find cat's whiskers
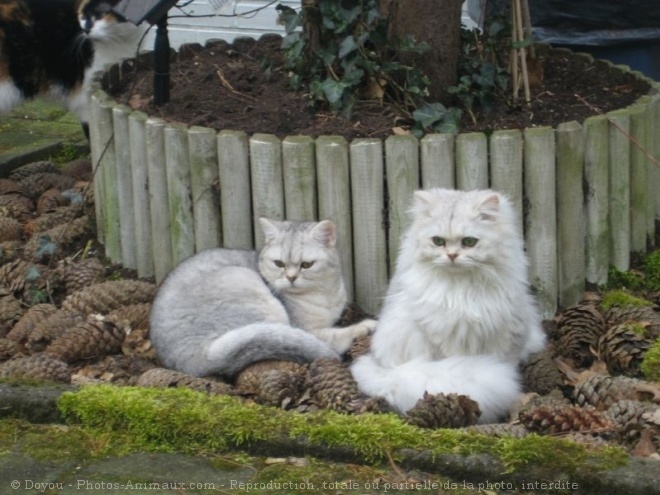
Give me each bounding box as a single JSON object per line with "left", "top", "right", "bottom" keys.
{"left": 67, "top": 33, "right": 91, "bottom": 62}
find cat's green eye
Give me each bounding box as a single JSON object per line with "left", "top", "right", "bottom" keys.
{"left": 462, "top": 237, "right": 479, "bottom": 247}
{"left": 274, "top": 260, "right": 285, "bottom": 268}
{"left": 300, "top": 261, "right": 315, "bottom": 269}
{"left": 431, "top": 236, "right": 445, "bottom": 247}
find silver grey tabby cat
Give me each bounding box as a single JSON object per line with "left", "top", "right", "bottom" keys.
{"left": 149, "top": 218, "right": 376, "bottom": 378}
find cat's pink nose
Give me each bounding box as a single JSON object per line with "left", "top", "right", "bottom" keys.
{"left": 287, "top": 274, "right": 298, "bottom": 283}
{"left": 448, "top": 253, "right": 458, "bottom": 261}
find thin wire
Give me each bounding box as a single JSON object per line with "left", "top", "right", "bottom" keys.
{"left": 171, "top": 0, "right": 278, "bottom": 19}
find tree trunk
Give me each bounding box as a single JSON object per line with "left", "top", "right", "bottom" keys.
{"left": 379, "top": 0, "right": 463, "bottom": 102}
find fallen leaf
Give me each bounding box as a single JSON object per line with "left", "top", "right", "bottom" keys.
{"left": 128, "top": 94, "right": 150, "bottom": 110}
{"left": 635, "top": 382, "right": 660, "bottom": 403}
{"left": 360, "top": 76, "right": 385, "bottom": 101}
{"left": 642, "top": 408, "right": 660, "bottom": 426}
{"left": 631, "top": 429, "right": 658, "bottom": 457}
{"left": 392, "top": 126, "right": 410, "bottom": 136}
{"left": 555, "top": 357, "right": 608, "bottom": 386}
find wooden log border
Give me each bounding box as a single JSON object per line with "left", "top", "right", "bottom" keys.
{"left": 89, "top": 44, "right": 660, "bottom": 316}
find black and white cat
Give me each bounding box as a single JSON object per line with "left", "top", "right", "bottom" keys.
{"left": 0, "top": 0, "right": 145, "bottom": 126}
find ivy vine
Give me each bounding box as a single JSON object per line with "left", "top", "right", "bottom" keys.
{"left": 276, "top": 1, "right": 512, "bottom": 136}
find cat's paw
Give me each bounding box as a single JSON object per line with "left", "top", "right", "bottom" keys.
{"left": 348, "top": 318, "right": 377, "bottom": 337}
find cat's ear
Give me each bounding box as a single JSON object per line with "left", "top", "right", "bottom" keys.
{"left": 478, "top": 194, "right": 500, "bottom": 221}
{"left": 259, "top": 217, "right": 282, "bottom": 243}
{"left": 311, "top": 220, "right": 337, "bottom": 247}
{"left": 412, "top": 190, "right": 436, "bottom": 215}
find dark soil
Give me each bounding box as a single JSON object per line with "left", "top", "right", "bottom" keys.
{"left": 110, "top": 34, "right": 651, "bottom": 140}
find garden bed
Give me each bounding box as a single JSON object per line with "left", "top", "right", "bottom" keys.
{"left": 109, "top": 34, "right": 651, "bottom": 140}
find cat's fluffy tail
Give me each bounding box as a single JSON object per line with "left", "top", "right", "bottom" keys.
{"left": 192, "top": 323, "right": 339, "bottom": 378}
{"left": 350, "top": 354, "right": 521, "bottom": 424}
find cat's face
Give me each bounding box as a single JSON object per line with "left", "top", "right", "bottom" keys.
{"left": 258, "top": 218, "right": 341, "bottom": 293}
{"left": 78, "top": 0, "right": 126, "bottom": 40}
{"left": 407, "top": 189, "right": 509, "bottom": 273}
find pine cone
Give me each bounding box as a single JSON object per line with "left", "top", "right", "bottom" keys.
{"left": 45, "top": 316, "right": 126, "bottom": 363}
{"left": 519, "top": 404, "right": 613, "bottom": 435}
{"left": 514, "top": 390, "right": 571, "bottom": 418}
{"left": 0, "top": 337, "right": 24, "bottom": 361}
{"left": 62, "top": 280, "right": 156, "bottom": 315}
{"left": 61, "top": 158, "right": 92, "bottom": 181}
{"left": 346, "top": 334, "right": 371, "bottom": 361}
{"left": 56, "top": 257, "right": 106, "bottom": 295}
{"left": 521, "top": 350, "right": 565, "bottom": 394}
{"left": 606, "top": 400, "right": 656, "bottom": 428}
{"left": 25, "top": 309, "right": 86, "bottom": 353}
{"left": 406, "top": 392, "right": 481, "bottom": 429}
{"left": 6, "top": 303, "right": 58, "bottom": 344}
{"left": 235, "top": 360, "right": 307, "bottom": 392}
{"left": 597, "top": 323, "right": 653, "bottom": 376}
{"left": 0, "top": 288, "right": 24, "bottom": 336}
{"left": 0, "top": 241, "right": 22, "bottom": 264}
{"left": 309, "top": 358, "right": 361, "bottom": 412}
{"left": 235, "top": 360, "right": 308, "bottom": 407}
{"left": 0, "top": 261, "right": 54, "bottom": 304}
{"left": 136, "top": 368, "right": 233, "bottom": 395}
{"left": 19, "top": 172, "right": 76, "bottom": 200}
{"left": 604, "top": 305, "right": 660, "bottom": 339}
{"left": 606, "top": 399, "right": 656, "bottom": 444}
{"left": 335, "top": 302, "right": 374, "bottom": 327}
{"left": 553, "top": 303, "right": 606, "bottom": 367}
{"left": 105, "top": 303, "right": 152, "bottom": 330}
{"left": 72, "top": 355, "right": 157, "bottom": 386}
{"left": 36, "top": 188, "right": 69, "bottom": 214}
{"left": 0, "top": 193, "right": 35, "bottom": 222}
{"left": 252, "top": 369, "right": 306, "bottom": 407}
{"left": 0, "top": 216, "right": 23, "bottom": 242}
{"left": 65, "top": 181, "right": 94, "bottom": 209}
{"left": 105, "top": 303, "right": 154, "bottom": 359}
{"left": 0, "top": 178, "right": 28, "bottom": 196}
{"left": 573, "top": 375, "right": 640, "bottom": 410}
{"left": 0, "top": 354, "right": 71, "bottom": 383}
{"left": 465, "top": 423, "right": 529, "bottom": 438}
{"left": 24, "top": 216, "right": 91, "bottom": 262}
{"left": 637, "top": 413, "right": 660, "bottom": 453}
{"left": 24, "top": 205, "right": 83, "bottom": 236}
{"left": 8, "top": 161, "right": 60, "bottom": 181}
{"left": 0, "top": 259, "right": 34, "bottom": 294}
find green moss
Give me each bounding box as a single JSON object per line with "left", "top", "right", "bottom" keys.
{"left": 51, "top": 143, "right": 85, "bottom": 164}
{"left": 0, "top": 377, "right": 63, "bottom": 387}
{"left": 58, "top": 385, "right": 627, "bottom": 476}
{"left": 599, "top": 290, "right": 654, "bottom": 311}
{"left": 494, "top": 434, "right": 627, "bottom": 473}
{"left": 0, "top": 419, "right": 120, "bottom": 461}
{"left": 643, "top": 250, "right": 660, "bottom": 291}
{"left": 641, "top": 339, "right": 660, "bottom": 382}
{"left": 606, "top": 266, "right": 644, "bottom": 291}
{"left": 606, "top": 249, "right": 660, "bottom": 292}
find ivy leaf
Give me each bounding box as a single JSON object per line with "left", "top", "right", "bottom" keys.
{"left": 339, "top": 5, "right": 362, "bottom": 25}
{"left": 275, "top": 5, "right": 300, "bottom": 34}
{"left": 342, "top": 67, "right": 364, "bottom": 87}
{"left": 338, "top": 35, "right": 358, "bottom": 58}
{"left": 488, "top": 20, "right": 506, "bottom": 37}
{"left": 511, "top": 36, "right": 533, "bottom": 49}
{"left": 435, "top": 108, "right": 462, "bottom": 134}
{"left": 412, "top": 102, "right": 447, "bottom": 128}
{"left": 321, "top": 78, "right": 347, "bottom": 104}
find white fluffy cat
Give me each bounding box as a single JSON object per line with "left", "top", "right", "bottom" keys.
{"left": 150, "top": 218, "right": 376, "bottom": 378}
{"left": 351, "top": 188, "right": 546, "bottom": 423}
